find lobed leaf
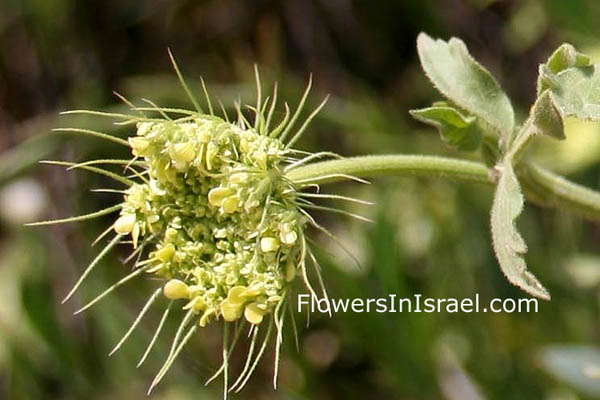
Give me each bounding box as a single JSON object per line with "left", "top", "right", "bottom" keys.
{"left": 490, "top": 160, "right": 550, "bottom": 300}
{"left": 548, "top": 64, "right": 600, "bottom": 122}
{"left": 409, "top": 105, "right": 482, "bottom": 151}
{"left": 416, "top": 33, "right": 515, "bottom": 139}
{"left": 537, "top": 43, "right": 592, "bottom": 95}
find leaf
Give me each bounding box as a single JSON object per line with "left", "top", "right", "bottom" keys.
{"left": 537, "top": 43, "right": 592, "bottom": 95}
{"left": 416, "top": 33, "right": 515, "bottom": 138}
{"left": 409, "top": 105, "right": 482, "bottom": 151}
{"left": 530, "top": 90, "right": 565, "bottom": 139}
{"left": 490, "top": 160, "right": 550, "bottom": 300}
{"left": 548, "top": 64, "right": 600, "bottom": 121}
{"left": 505, "top": 90, "right": 564, "bottom": 161}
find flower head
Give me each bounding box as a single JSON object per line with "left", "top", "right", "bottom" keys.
{"left": 31, "top": 56, "right": 363, "bottom": 397}
{"left": 119, "top": 114, "right": 303, "bottom": 330}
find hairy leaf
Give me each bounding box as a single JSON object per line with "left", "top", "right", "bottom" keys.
{"left": 416, "top": 33, "right": 515, "bottom": 138}
{"left": 531, "top": 90, "right": 565, "bottom": 139}
{"left": 548, "top": 64, "right": 600, "bottom": 121}
{"left": 537, "top": 43, "right": 592, "bottom": 95}
{"left": 490, "top": 161, "right": 550, "bottom": 300}
{"left": 506, "top": 90, "right": 564, "bottom": 161}
{"left": 409, "top": 105, "right": 482, "bottom": 151}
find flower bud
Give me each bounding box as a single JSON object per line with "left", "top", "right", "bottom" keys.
{"left": 128, "top": 137, "right": 150, "bottom": 156}
{"left": 163, "top": 279, "right": 189, "bottom": 299}
{"left": 183, "top": 296, "right": 205, "bottom": 311}
{"left": 222, "top": 196, "right": 239, "bottom": 214}
{"left": 171, "top": 142, "right": 196, "bottom": 163}
{"left": 285, "top": 258, "right": 296, "bottom": 282}
{"left": 221, "top": 301, "right": 243, "bottom": 321}
{"left": 280, "top": 230, "right": 298, "bottom": 245}
{"left": 114, "top": 213, "right": 136, "bottom": 234}
{"left": 229, "top": 172, "right": 248, "bottom": 184}
{"left": 208, "top": 187, "right": 233, "bottom": 207}
{"left": 136, "top": 122, "right": 153, "bottom": 137}
{"left": 132, "top": 222, "right": 140, "bottom": 248}
{"left": 155, "top": 243, "right": 175, "bottom": 262}
{"left": 244, "top": 302, "right": 266, "bottom": 325}
{"left": 227, "top": 286, "right": 247, "bottom": 304}
{"left": 260, "top": 237, "right": 280, "bottom": 252}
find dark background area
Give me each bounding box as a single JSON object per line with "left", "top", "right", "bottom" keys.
{"left": 1, "top": 0, "right": 600, "bottom": 399}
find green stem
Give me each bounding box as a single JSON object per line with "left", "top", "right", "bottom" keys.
{"left": 518, "top": 164, "right": 600, "bottom": 221}
{"left": 286, "top": 154, "right": 600, "bottom": 222}
{"left": 286, "top": 155, "right": 491, "bottom": 185}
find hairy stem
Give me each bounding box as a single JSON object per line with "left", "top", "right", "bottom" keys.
{"left": 286, "top": 155, "right": 600, "bottom": 222}
{"left": 518, "top": 164, "right": 600, "bottom": 221}
{"left": 286, "top": 155, "right": 491, "bottom": 185}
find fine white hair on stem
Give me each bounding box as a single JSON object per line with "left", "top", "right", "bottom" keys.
{"left": 141, "top": 98, "right": 172, "bottom": 120}
{"left": 269, "top": 102, "right": 290, "bottom": 138}
{"left": 74, "top": 264, "right": 151, "bottom": 314}
{"left": 168, "top": 48, "right": 202, "bottom": 113}
{"left": 273, "top": 296, "right": 287, "bottom": 389}
{"left": 300, "top": 208, "right": 362, "bottom": 270}
{"left": 229, "top": 324, "right": 260, "bottom": 392}
{"left": 254, "top": 64, "right": 262, "bottom": 131}
{"left": 109, "top": 288, "right": 162, "bottom": 356}
{"left": 137, "top": 301, "right": 173, "bottom": 368}
{"left": 90, "top": 188, "right": 127, "bottom": 194}
{"left": 232, "top": 319, "right": 273, "bottom": 393}
{"left": 284, "top": 151, "right": 342, "bottom": 172}
{"left": 306, "top": 246, "right": 331, "bottom": 317}
{"left": 148, "top": 323, "right": 198, "bottom": 394}
{"left": 265, "top": 81, "right": 278, "bottom": 133}
{"left": 293, "top": 173, "right": 371, "bottom": 186}
{"left": 148, "top": 308, "right": 196, "bottom": 393}
{"left": 25, "top": 204, "right": 122, "bottom": 227}
{"left": 221, "top": 323, "right": 230, "bottom": 398}
{"left": 66, "top": 159, "right": 146, "bottom": 171}
{"left": 286, "top": 95, "right": 330, "bottom": 149}
{"left": 205, "top": 321, "right": 245, "bottom": 386}
{"left": 62, "top": 234, "right": 123, "bottom": 304}
{"left": 52, "top": 127, "right": 130, "bottom": 146}
{"left": 92, "top": 224, "right": 115, "bottom": 247}
{"left": 113, "top": 91, "right": 145, "bottom": 117}
{"left": 287, "top": 300, "right": 300, "bottom": 352}
{"left": 131, "top": 106, "right": 197, "bottom": 116}
{"left": 200, "top": 76, "right": 214, "bottom": 116}
{"left": 298, "top": 200, "right": 374, "bottom": 223}
{"left": 40, "top": 160, "right": 135, "bottom": 186}
{"left": 298, "top": 192, "right": 374, "bottom": 206}
{"left": 278, "top": 75, "right": 312, "bottom": 142}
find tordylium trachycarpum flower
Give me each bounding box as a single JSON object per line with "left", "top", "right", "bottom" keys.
{"left": 31, "top": 53, "right": 369, "bottom": 396}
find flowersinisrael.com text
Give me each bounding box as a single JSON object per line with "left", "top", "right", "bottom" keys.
{"left": 297, "top": 293, "right": 538, "bottom": 314}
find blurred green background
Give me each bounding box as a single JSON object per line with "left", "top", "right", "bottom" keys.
{"left": 1, "top": 0, "right": 600, "bottom": 399}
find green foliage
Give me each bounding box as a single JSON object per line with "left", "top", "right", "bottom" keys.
{"left": 490, "top": 160, "right": 549, "bottom": 300}
{"left": 409, "top": 104, "right": 482, "bottom": 151}
{"left": 412, "top": 34, "right": 600, "bottom": 300}
{"left": 415, "top": 33, "right": 515, "bottom": 139}
{"left": 529, "top": 91, "right": 565, "bottom": 140}
{"left": 547, "top": 65, "right": 600, "bottom": 121}
{"left": 537, "top": 43, "right": 592, "bottom": 95}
